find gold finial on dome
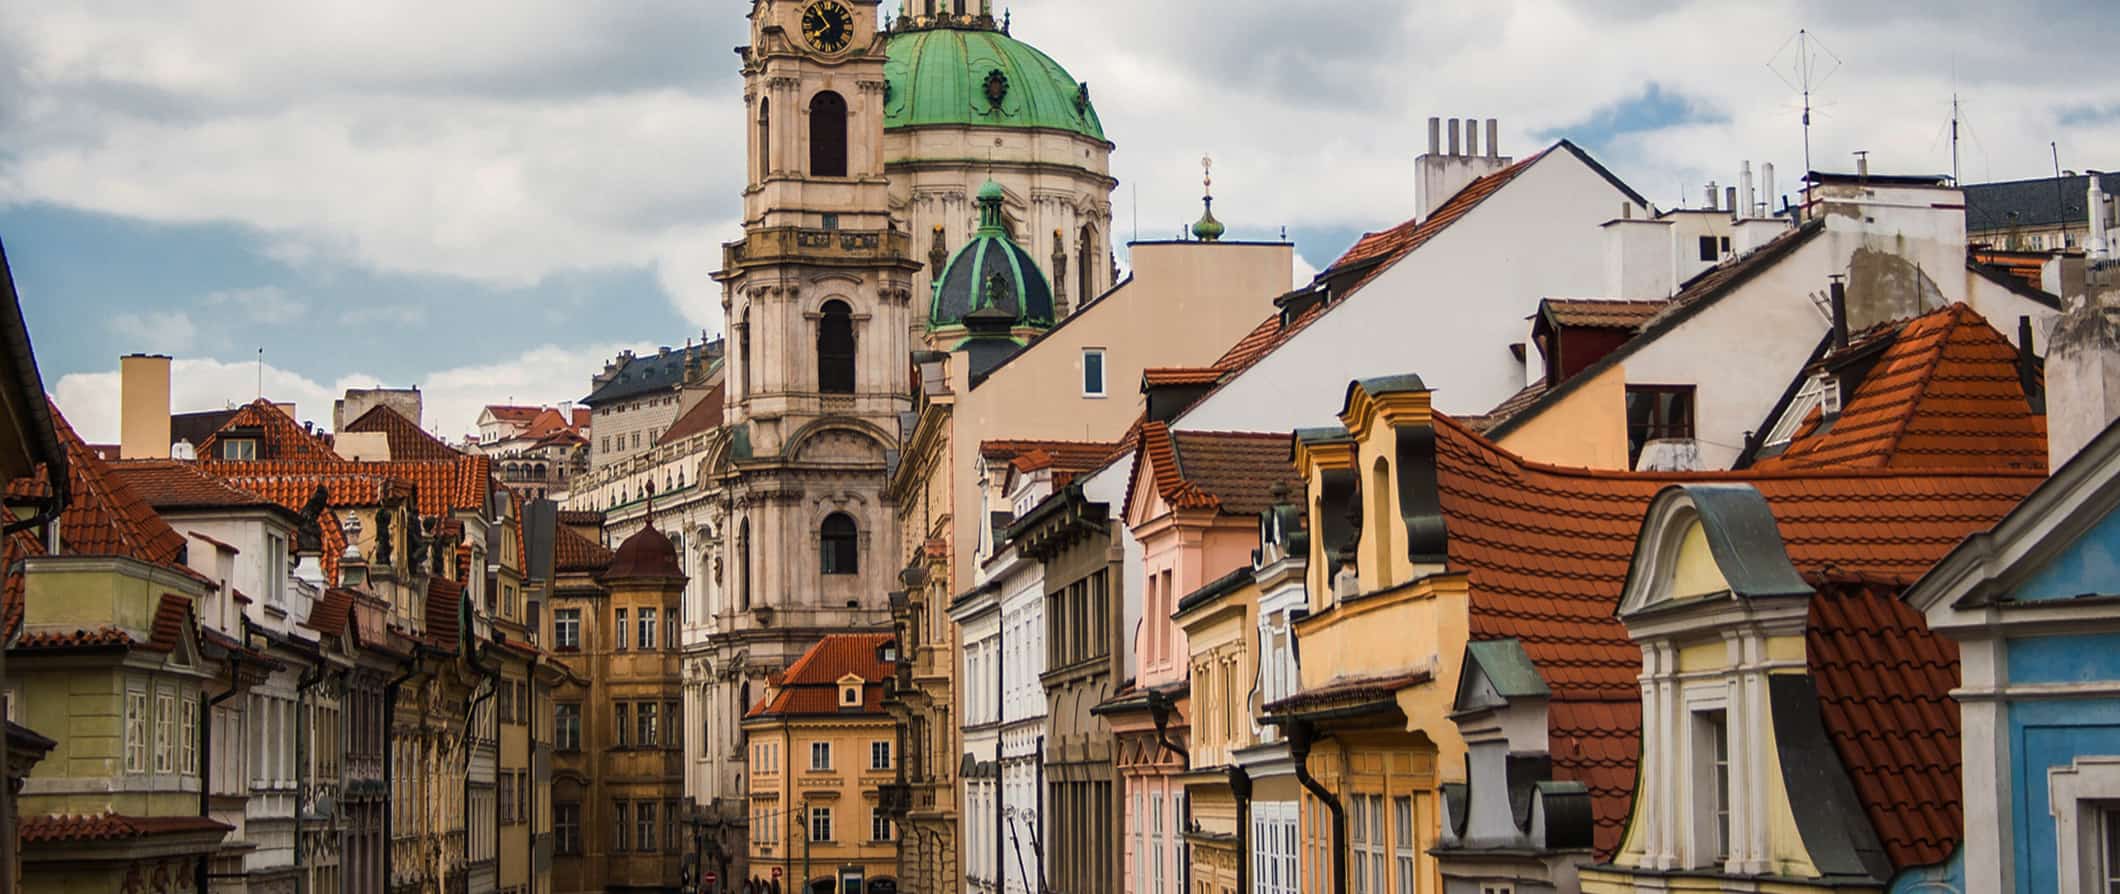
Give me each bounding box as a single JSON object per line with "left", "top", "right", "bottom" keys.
{"left": 1192, "top": 153, "right": 1225, "bottom": 242}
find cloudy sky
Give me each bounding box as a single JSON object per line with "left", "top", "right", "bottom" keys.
{"left": 6, "top": 0, "right": 2116, "bottom": 442}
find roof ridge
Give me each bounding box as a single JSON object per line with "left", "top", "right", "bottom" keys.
{"left": 1864, "top": 304, "right": 1974, "bottom": 465}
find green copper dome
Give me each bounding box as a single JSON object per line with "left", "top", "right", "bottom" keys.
{"left": 930, "top": 181, "right": 1054, "bottom": 333}
{"left": 883, "top": 25, "right": 1106, "bottom": 142}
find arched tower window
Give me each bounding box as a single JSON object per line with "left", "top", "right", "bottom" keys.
{"left": 818, "top": 300, "right": 856, "bottom": 393}
{"left": 757, "top": 97, "right": 771, "bottom": 179}
{"left": 737, "top": 518, "right": 753, "bottom": 612}
{"left": 1077, "top": 226, "right": 1096, "bottom": 301}
{"left": 809, "top": 91, "right": 848, "bottom": 178}
{"left": 821, "top": 512, "right": 858, "bottom": 575}
{"left": 1371, "top": 457, "right": 1394, "bottom": 586}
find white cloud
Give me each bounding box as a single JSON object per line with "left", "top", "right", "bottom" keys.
{"left": 107, "top": 310, "right": 198, "bottom": 354}
{"left": 51, "top": 341, "right": 651, "bottom": 444}
{"left": 202, "top": 285, "right": 306, "bottom": 324}
{"left": 338, "top": 304, "right": 428, "bottom": 327}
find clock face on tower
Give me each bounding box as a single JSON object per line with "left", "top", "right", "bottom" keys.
{"left": 800, "top": 1, "right": 855, "bottom": 53}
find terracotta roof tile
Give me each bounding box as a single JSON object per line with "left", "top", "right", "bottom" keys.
{"left": 980, "top": 439, "right": 1122, "bottom": 489}
{"left": 746, "top": 633, "right": 894, "bottom": 718}
{"left": 14, "top": 626, "right": 137, "bottom": 650}
{"left": 1541, "top": 298, "right": 1669, "bottom": 329}
{"left": 1807, "top": 576, "right": 1963, "bottom": 871}
{"left": 198, "top": 399, "right": 336, "bottom": 461}
{"left": 657, "top": 385, "right": 726, "bottom": 446}
{"left": 1132, "top": 424, "right": 1301, "bottom": 517}
{"left": 555, "top": 524, "right": 612, "bottom": 573}
{"left": 43, "top": 404, "right": 189, "bottom": 569}
{"left": 307, "top": 587, "right": 357, "bottom": 637}
{"left": 143, "top": 592, "right": 191, "bottom": 653}
{"left": 1421, "top": 415, "right": 2041, "bottom": 857}
{"left": 199, "top": 455, "right": 492, "bottom": 519}
{"left": 1331, "top": 149, "right": 1549, "bottom": 292}
{"left": 341, "top": 404, "right": 462, "bottom": 461}
{"left": 1758, "top": 303, "right": 2046, "bottom": 473}
{"left": 1141, "top": 367, "right": 1225, "bottom": 388}
{"left": 425, "top": 576, "right": 463, "bottom": 648}
{"left": 20, "top": 813, "right": 230, "bottom": 843}
{"left": 106, "top": 460, "right": 284, "bottom": 513}
{"left": 1262, "top": 669, "right": 1429, "bottom": 713}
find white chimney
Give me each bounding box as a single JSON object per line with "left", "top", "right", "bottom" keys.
{"left": 1416, "top": 116, "right": 1514, "bottom": 218}
{"left": 1603, "top": 217, "right": 1677, "bottom": 301}
{"left": 1762, "top": 163, "right": 1777, "bottom": 216}
{"left": 1740, "top": 162, "right": 1756, "bottom": 218}
{"left": 2091, "top": 173, "right": 2110, "bottom": 261}
{"left": 1427, "top": 117, "right": 1441, "bottom": 156}
{"left": 1465, "top": 118, "right": 1478, "bottom": 157}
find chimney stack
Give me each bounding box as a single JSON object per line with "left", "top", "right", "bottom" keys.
{"left": 1855, "top": 151, "right": 1869, "bottom": 181}
{"left": 120, "top": 354, "right": 173, "bottom": 460}
{"left": 1447, "top": 119, "right": 1461, "bottom": 156}
{"left": 1427, "top": 117, "right": 1441, "bottom": 156}
{"left": 1486, "top": 118, "right": 1499, "bottom": 159}
{"left": 2090, "top": 172, "right": 2110, "bottom": 261}
{"left": 1704, "top": 182, "right": 1719, "bottom": 211}
{"left": 1726, "top": 186, "right": 1739, "bottom": 219}
{"left": 2048, "top": 262, "right": 2120, "bottom": 471}
{"left": 1829, "top": 276, "right": 1849, "bottom": 349}
{"left": 1762, "top": 163, "right": 1777, "bottom": 216}
{"left": 1740, "top": 162, "right": 1756, "bottom": 218}
{"left": 1416, "top": 115, "right": 1513, "bottom": 218}
{"left": 1464, "top": 118, "right": 1478, "bottom": 157}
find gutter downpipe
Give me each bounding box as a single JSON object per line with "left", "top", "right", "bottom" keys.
{"left": 1288, "top": 720, "right": 1346, "bottom": 894}
{"left": 382, "top": 657, "right": 419, "bottom": 889}
{"left": 201, "top": 652, "right": 244, "bottom": 894}
{"left": 1145, "top": 689, "right": 1189, "bottom": 893}
{"left": 460, "top": 643, "right": 498, "bottom": 893}
{"left": 1229, "top": 766, "right": 1252, "bottom": 894}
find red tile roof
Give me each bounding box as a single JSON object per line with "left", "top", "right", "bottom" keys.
{"left": 308, "top": 587, "right": 357, "bottom": 637}
{"left": 1758, "top": 304, "right": 2047, "bottom": 473}
{"left": 1806, "top": 574, "right": 1962, "bottom": 871}
{"left": 572, "top": 407, "right": 591, "bottom": 429}
{"left": 1141, "top": 368, "right": 1225, "bottom": 388}
{"left": 44, "top": 404, "right": 188, "bottom": 569}
{"left": 1422, "top": 414, "right": 2041, "bottom": 857}
{"left": 981, "top": 439, "right": 1123, "bottom": 489}
{"left": 1541, "top": 298, "right": 1669, "bottom": 329}
{"left": 555, "top": 524, "right": 613, "bottom": 573}
{"left": 1333, "top": 147, "right": 1551, "bottom": 291}
{"left": 106, "top": 460, "right": 284, "bottom": 513}
{"left": 656, "top": 385, "right": 725, "bottom": 446}
{"left": 746, "top": 633, "right": 894, "bottom": 718}
{"left": 522, "top": 408, "right": 576, "bottom": 440}
{"left": 14, "top": 626, "right": 137, "bottom": 651}
{"left": 19, "top": 813, "right": 230, "bottom": 843}
{"left": 484, "top": 405, "right": 545, "bottom": 424}
{"left": 144, "top": 592, "right": 191, "bottom": 653}
{"left": 425, "top": 576, "right": 463, "bottom": 648}
{"left": 1132, "top": 423, "right": 1301, "bottom": 517}
{"left": 341, "top": 404, "right": 462, "bottom": 461}
{"left": 198, "top": 399, "right": 337, "bottom": 461}
{"left": 200, "top": 455, "right": 492, "bottom": 519}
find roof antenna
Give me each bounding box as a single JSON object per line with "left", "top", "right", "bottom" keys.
{"left": 1770, "top": 28, "right": 1841, "bottom": 197}
{"left": 256, "top": 347, "right": 264, "bottom": 400}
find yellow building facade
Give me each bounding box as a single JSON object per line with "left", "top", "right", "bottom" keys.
{"left": 743, "top": 634, "right": 900, "bottom": 894}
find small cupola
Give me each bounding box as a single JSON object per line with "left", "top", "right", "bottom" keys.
{"left": 929, "top": 180, "right": 1054, "bottom": 341}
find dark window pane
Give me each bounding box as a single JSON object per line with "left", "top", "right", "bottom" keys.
{"left": 810, "top": 91, "right": 848, "bottom": 177}
{"left": 822, "top": 512, "right": 859, "bottom": 575}
{"left": 819, "top": 300, "right": 856, "bottom": 394}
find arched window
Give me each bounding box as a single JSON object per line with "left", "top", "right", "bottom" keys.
{"left": 757, "top": 97, "right": 771, "bottom": 179}
{"left": 809, "top": 91, "right": 848, "bottom": 178}
{"left": 1371, "top": 457, "right": 1394, "bottom": 585}
{"left": 1077, "top": 226, "right": 1096, "bottom": 301}
{"left": 821, "top": 512, "right": 858, "bottom": 575}
{"left": 818, "top": 300, "right": 856, "bottom": 394}
{"left": 737, "top": 519, "right": 752, "bottom": 612}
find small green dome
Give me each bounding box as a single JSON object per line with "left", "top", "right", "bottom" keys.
{"left": 930, "top": 182, "right": 1054, "bottom": 332}
{"left": 883, "top": 25, "right": 1106, "bottom": 142}
{"left": 1192, "top": 197, "right": 1226, "bottom": 242}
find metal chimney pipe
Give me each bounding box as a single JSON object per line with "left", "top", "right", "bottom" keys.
{"left": 1486, "top": 118, "right": 1499, "bottom": 158}
{"left": 1855, "top": 151, "right": 1869, "bottom": 180}
{"left": 1427, "top": 117, "right": 1441, "bottom": 156}
{"left": 1447, "top": 119, "right": 1461, "bottom": 156}
{"left": 1726, "top": 186, "right": 1739, "bottom": 219}
{"left": 1763, "top": 163, "right": 1777, "bottom": 215}
{"left": 1829, "top": 277, "right": 1849, "bottom": 349}
{"left": 1704, "top": 181, "right": 1719, "bottom": 210}
{"left": 1741, "top": 162, "right": 1755, "bottom": 218}
{"left": 1464, "top": 119, "right": 1478, "bottom": 157}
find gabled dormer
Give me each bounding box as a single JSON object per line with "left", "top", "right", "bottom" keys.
{"left": 1439, "top": 639, "right": 1595, "bottom": 867}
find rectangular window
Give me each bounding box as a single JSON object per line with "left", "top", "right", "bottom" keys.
{"left": 613, "top": 801, "right": 629, "bottom": 852}
{"left": 1151, "top": 793, "right": 1165, "bottom": 894}
{"left": 810, "top": 806, "right": 833, "bottom": 843}
{"left": 154, "top": 690, "right": 176, "bottom": 774}
{"left": 1698, "top": 235, "right": 1719, "bottom": 262}
{"left": 267, "top": 533, "right": 287, "bottom": 604}
{"left": 2101, "top": 808, "right": 2120, "bottom": 894}
{"left": 615, "top": 703, "right": 630, "bottom": 748}
{"left": 1624, "top": 385, "right": 1696, "bottom": 469}
{"left": 1135, "top": 790, "right": 1146, "bottom": 894}
{"left": 556, "top": 803, "right": 581, "bottom": 854}
{"left": 810, "top": 741, "right": 831, "bottom": 771}
{"left": 637, "top": 701, "right": 658, "bottom": 748}
{"left": 636, "top": 800, "right": 657, "bottom": 852}
{"left": 125, "top": 689, "right": 148, "bottom": 773}
{"left": 222, "top": 438, "right": 258, "bottom": 460}
{"left": 1690, "top": 708, "right": 1730, "bottom": 868}
{"left": 667, "top": 615, "right": 678, "bottom": 649}
{"left": 638, "top": 607, "right": 657, "bottom": 650}
{"left": 555, "top": 703, "right": 581, "bottom": 751}
{"left": 1082, "top": 348, "right": 1107, "bottom": 397}
{"left": 1393, "top": 796, "right": 1415, "bottom": 894}
{"left": 554, "top": 609, "right": 580, "bottom": 651}
{"left": 871, "top": 740, "right": 891, "bottom": 770}
{"left": 180, "top": 695, "right": 198, "bottom": 775}
{"left": 872, "top": 806, "right": 892, "bottom": 842}
{"left": 614, "top": 608, "right": 628, "bottom": 650}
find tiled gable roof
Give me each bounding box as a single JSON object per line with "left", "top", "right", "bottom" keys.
{"left": 554, "top": 524, "right": 613, "bottom": 573}
{"left": 484, "top": 405, "right": 544, "bottom": 424}
{"left": 1541, "top": 298, "right": 1669, "bottom": 329}
{"left": 1140, "top": 367, "right": 1224, "bottom": 388}
{"left": 1425, "top": 414, "right": 2040, "bottom": 857}
{"left": 200, "top": 455, "right": 492, "bottom": 518}
{"left": 1333, "top": 147, "right": 1551, "bottom": 292}
{"left": 424, "top": 576, "right": 463, "bottom": 648}
{"left": 980, "top": 439, "right": 1122, "bottom": 489}
{"left": 19, "top": 813, "right": 230, "bottom": 843}
{"left": 1806, "top": 574, "right": 1962, "bottom": 871}
{"left": 1757, "top": 303, "right": 2046, "bottom": 472}
{"left": 342, "top": 404, "right": 462, "bottom": 461}
{"left": 746, "top": 633, "right": 894, "bottom": 718}
{"left": 1134, "top": 424, "right": 1301, "bottom": 518}
{"left": 657, "top": 385, "right": 726, "bottom": 446}
{"left": 199, "top": 399, "right": 336, "bottom": 461}
{"left": 107, "top": 460, "right": 286, "bottom": 513}
{"left": 44, "top": 403, "right": 188, "bottom": 568}
{"left": 522, "top": 408, "right": 575, "bottom": 440}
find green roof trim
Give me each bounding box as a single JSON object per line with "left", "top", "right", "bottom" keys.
{"left": 883, "top": 27, "right": 1106, "bottom": 142}
{"left": 1465, "top": 639, "right": 1549, "bottom": 699}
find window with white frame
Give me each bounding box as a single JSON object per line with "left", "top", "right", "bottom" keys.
{"left": 1394, "top": 796, "right": 1416, "bottom": 894}
{"left": 154, "top": 689, "right": 176, "bottom": 774}
{"left": 1082, "top": 348, "right": 1107, "bottom": 397}
{"left": 180, "top": 695, "right": 198, "bottom": 775}
{"left": 1151, "top": 792, "right": 1166, "bottom": 894}
{"left": 1352, "top": 794, "right": 1385, "bottom": 894}
{"left": 124, "top": 688, "right": 148, "bottom": 773}
{"left": 871, "top": 740, "right": 891, "bottom": 770}
{"left": 809, "top": 805, "right": 833, "bottom": 843}
{"left": 1253, "top": 801, "right": 1299, "bottom": 894}
{"left": 871, "top": 806, "right": 892, "bottom": 842}
{"left": 810, "top": 741, "right": 831, "bottom": 771}
{"left": 638, "top": 607, "right": 657, "bottom": 650}
{"left": 554, "top": 609, "right": 580, "bottom": 650}
{"left": 1691, "top": 708, "right": 1730, "bottom": 867}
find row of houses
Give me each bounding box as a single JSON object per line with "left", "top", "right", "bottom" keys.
{"left": 865, "top": 125, "right": 2117, "bottom": 894}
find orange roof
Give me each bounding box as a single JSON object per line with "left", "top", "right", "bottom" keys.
{"left": 554, "top": 524, "right": 613, "bottom": 573}
{"left": 1970, "top": 249, "right": 2046, "bottom": 290}
{"left": 106, "top": 460, "right": 285, "bottom": 514}
{"left": 1421, "top": 414, "right": 2041, "bottom": 856}
{"left": 1807, "top": 574, "right": 1963, "bottom": 872}
{"left": 656, "top": 385, "right": 725, "bottom": 446}
{"left": 19, "top": 813, "right": 230, "bottom": 843}
{"left": 199, "top": 455, "right": 492, "bottom": 519}
{"left": 522, "top": 408, "right": 575, "bottom": 440}
{"left": 425, "top": 576, "right": 463, "bottom": 648}
{"left": 746, "top": 633, "right": 894, "bottom": 718}
{"left": 341, "top": 404, "right": 462, "bottom": 461}
{"left": 483, "top": 405, "right": 544, "bottom": 424}
{"left": 198, "top": 399, "right": 336, "bottom": 461}
{"left": 1140, "top": 367, "right": 1224, "bottom": 388}
{"left": 43, "top": 403, "right": 188, "bottom": 569}
{"left": 1332, "top": 147, "right": 1551, "bottom": 291}
{"left": 572, "top": 407, "right": 591, "bottom": 428}
{"left": 1758, "top": 303, "right": 2046, "bottom": 472}
{"left": 1131, "top": 423, "right": 1300, "bottom": 517}
{"left": 1541, "top": 298, "right": 1669, "bottom": 329}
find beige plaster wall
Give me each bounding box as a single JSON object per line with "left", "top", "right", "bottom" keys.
{"left": 1495, "top": 363, "right": 1630, "bottom": 470}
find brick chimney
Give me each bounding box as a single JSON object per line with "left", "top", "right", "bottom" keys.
{"left": 2048, "top": 262, "right": 2120, "bottom": 471}
{"left": 119, "top": 353, "right": 172, "bottom": 459}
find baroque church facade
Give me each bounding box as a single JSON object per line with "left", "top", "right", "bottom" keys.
{"left": 680, "top": 1, "right": 1115, "bottom": 888}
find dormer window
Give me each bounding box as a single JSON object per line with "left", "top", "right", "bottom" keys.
{"left": 220, "top": 437, "right": 258, "bottom": 460}
{"left": 836, "top": 672, "right": 864, "bottom": 708}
